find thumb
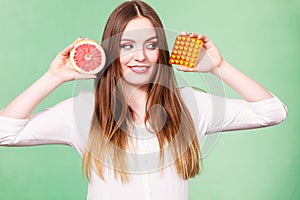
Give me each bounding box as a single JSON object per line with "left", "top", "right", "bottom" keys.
{"left": 60, "top": 37, "right": 82, "bottom": 56}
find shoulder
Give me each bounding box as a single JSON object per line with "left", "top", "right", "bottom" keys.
{"left": 179, "top": 86, "right": 226, "bottom": 120}
{"left": 50, "top": 90, "right": 95, "bottom": 151}
{"left": 73, "top": 90, "right": 95, "bottom": 109}
{"left": 179, "top": 86, "right": 210, "bottom": 105}
{"left": 50, "top": 90, "right": 95, "bottom": 115}
{"left": 72, "top": 90, "right": 95, "bottom": 133}
{"left": 178, "top": 86, "right": 210, "bottom": 116}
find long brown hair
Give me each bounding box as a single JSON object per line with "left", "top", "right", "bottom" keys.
{"left": 83, "top": 0, "right": 201, "bottom": 182}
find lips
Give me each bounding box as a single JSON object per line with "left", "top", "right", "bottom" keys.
{"left": 128, "top": 65, "right": 150, "bottom": 74}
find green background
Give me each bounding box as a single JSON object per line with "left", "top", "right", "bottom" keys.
{"left": 0, "top": 0, "right": 299, "bottom": 199}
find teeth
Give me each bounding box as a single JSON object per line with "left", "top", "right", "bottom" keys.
{"left": 131, "top": 66, "right": 147, "bottom": 72}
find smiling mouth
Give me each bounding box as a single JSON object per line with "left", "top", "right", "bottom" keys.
{"left": 128, "top": 65, "right": 150, "bottom": 73}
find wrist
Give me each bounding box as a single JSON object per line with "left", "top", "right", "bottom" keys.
{"left": 211, "top": 59, "right": 226, "bottom": 76}
{"left": 43, "top": 71, "right": 64, "bottom": 87}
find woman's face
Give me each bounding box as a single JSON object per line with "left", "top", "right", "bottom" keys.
{"left": 119, "top": 17, "right": 159, "bottom": 87}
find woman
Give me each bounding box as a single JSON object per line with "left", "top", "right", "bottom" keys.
{"left": 0, "top": 1, "right": 287, "bottom": 199}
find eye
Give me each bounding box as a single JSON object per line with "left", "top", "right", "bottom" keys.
{"left": 120, "top": 43, "right": 134, "bottom": 50}
{"left": 145, "top": 42, "right": 158, "bottom": 50}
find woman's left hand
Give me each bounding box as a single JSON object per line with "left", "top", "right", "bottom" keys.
{"left": 176, "top": 32, "right": 223, "bottom": 73}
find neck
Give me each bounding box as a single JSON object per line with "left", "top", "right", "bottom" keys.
{"left": 122, "top": 83, "right": 149, "bottom": 126}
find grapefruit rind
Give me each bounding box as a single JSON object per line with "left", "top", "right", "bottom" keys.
{"left": 69, "top": 39, "right": 106, "bottom": 75}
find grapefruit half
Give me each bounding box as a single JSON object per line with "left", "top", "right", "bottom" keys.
{"left": 70, "top": 39, "right": 106, "bottom": 75}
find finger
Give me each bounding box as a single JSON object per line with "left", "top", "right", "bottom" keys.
{"left": 203, "top": 41, "right": 215, "bottom": 49}
{"left": 60, "top": 37, "right": 82, "bottom": 56}
{"left": 60, "top": 44, "right": 74, "bottom": 56}
{"left": 197, "top": 34, "right": 209, "bottom": 42}
{"left": 180, "top": 31, "right": 188, "bottom": 36}
{"left": 177, "top": 66, "right": 199, "bottom": 72}
{"left": 74, "top": 36, "right": 83, "bottom": 42}
{"left": 197, "top": 35, "right": 215, "bottom": 49}
{"left": 189, "top": 32, "right": 196, "bottom": 37}
{"left": 197, "top": 34, "right": 204, "bottom": 40}
{"left": 71, "top": 36, "right": 83, "bottom": 46}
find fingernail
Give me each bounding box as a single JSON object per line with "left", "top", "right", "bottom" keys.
{"left": 181, "top": 31, "right": 187, "bottom": 35}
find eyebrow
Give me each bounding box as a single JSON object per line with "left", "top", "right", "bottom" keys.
{"left": 120, "top": 36, "right": 158, "bottom": 42}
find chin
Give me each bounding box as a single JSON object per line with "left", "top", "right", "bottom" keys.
{"left": 121, "top": 70, "right": 155, "bottom": 87}
{"left": 123, "top": 78, "right": 152, "bottom": 88}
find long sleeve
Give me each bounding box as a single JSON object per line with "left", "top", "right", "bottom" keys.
{"left": 0, "top": 98, "right": 74, "bottom": 146}
{"left": 180, "top": 87, "right": 288, "bottom": 138}
{"left": 200, "top": 90, "right": 287, "bottom": 134}
{"left": 0, "top": 90, "right": 94, "bottom": 156}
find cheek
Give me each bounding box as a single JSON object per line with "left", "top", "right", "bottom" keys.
{"left": 119, "top": 53, "right": 132, "bottom": 67}
{"left": 146, "top": 49, "right": 159, "bottom": 63}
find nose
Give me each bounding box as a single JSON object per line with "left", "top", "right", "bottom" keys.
{"left": 133, "top": 47, "right": 146, "bottom": 61}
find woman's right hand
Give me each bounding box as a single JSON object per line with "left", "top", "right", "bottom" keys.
{"left": 46, "top": 37, "right": 96, "bottom": 83}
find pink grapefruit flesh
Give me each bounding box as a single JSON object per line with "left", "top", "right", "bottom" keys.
{"left": 70, "top": 40, "right": 106, "bottom": 75}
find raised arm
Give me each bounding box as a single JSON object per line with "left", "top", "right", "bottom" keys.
{"left": 0, "top": 37, "right": 95, "bottom": 149}
{"left": 0, "top": 37, "right": 95, "bottom": 119}
{"left": 177, "top": 32, "right": 287, "bottom": 135}
{"left": 177, "top": 32, "right": 274, "bottom": 102}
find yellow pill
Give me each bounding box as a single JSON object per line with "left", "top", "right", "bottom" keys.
{"left": 187, "top": 53, "right": 191, "bottom": 57}
{"left": 189, "top": 48, "right": 193, "bottom": 52}
{"left": 184, "top": 61, "right": 189, "bottom": 66}
{"left": 182, "top": 37, "right": 186, "bottom": 41}
{"left": 182, "top": 51, "right": 187, "bottom": 56}
{"left": 172, "top": 54, "right": 176, "bottom": 58}
{"left": 181, "top": 56, "right": 185, "bottom": 60}
{"left": 192, "top": 38, "right": 196, "bottom": 43}
{"left": 176, "top": 55, "right": 181, "bottom": 59}
{"left": 186, "top": 57, "right": 190, "bottom": 61}
{"left": 176, "top": 41, "right": 180, "bottom": 45}
{"left": 187, "top": 38, "right": 191, "bottom": 42}
{"left": 170, "top": 59, "right": 175, "bottom": 63}
{"left": 189, "top": 63, "right": 194, "bottom": 67}
{"left": 194, "top": 49, "right": 198, "bottom": 53}
{"left": 190, "top": 43, "right": 194, "bottom": 48}
{"left": 192, "top": 54, "right": 196, "bottom": 58}
{"left": 195, "top": 44, "right": 200, "bottom": 49}
{"left": 180, "top": 60, "right": 184, "bottom": 65}
{"left": 175, "top": 45, "right": 179, "bottom": 49}
{"left": 174, "top": 50, "right": 178, "bottom": 54}
{"left": 191, "top": 58, "right": 195, "bottom": 63}
{"left": 175, "top": 60, "right": 179, "bottom": 64}
{"left": 179, "top": 46, "right": 183, "bottom": 50}
{"left": 178, "top": 36, "right": 182, "bottom": 40}
{"left": 184, "top": 47, "right": 188, "bottom": 51}
{"left": 178, "top": 50, "right": 182, "bottom": 54}
{"left": 181, "top": 41, "right": 185, "bottom": 45}
{"left": 196, "top": 40, "right": 201, "bottom": 44}
{"left": 185, "top": 42, "right": 189, "bottom": 46}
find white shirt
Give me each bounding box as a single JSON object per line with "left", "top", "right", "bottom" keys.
{"left": 0, "top": 87, "right": 287, "bottom": 200}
